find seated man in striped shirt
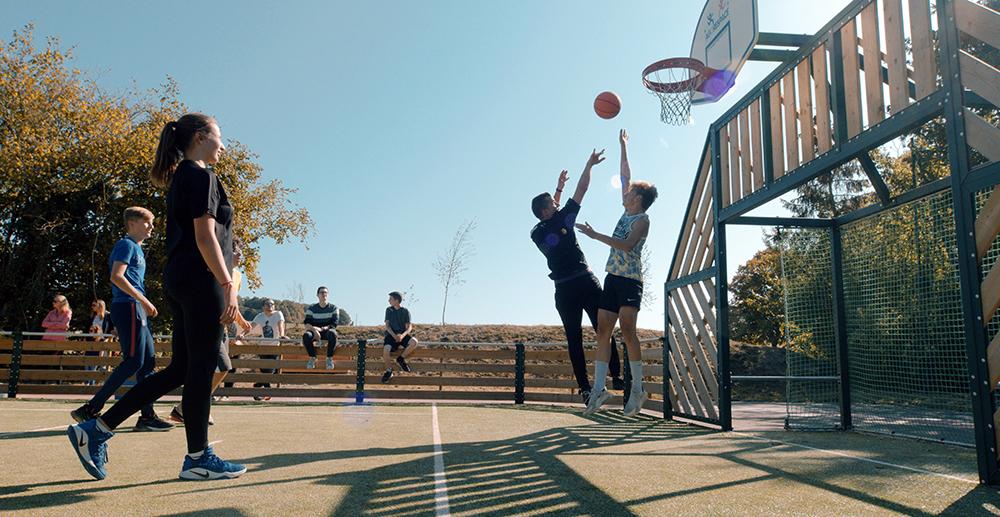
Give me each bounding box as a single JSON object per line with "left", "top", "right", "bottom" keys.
{"left": 302, "top": 285, "right": 340, "bottom": 369}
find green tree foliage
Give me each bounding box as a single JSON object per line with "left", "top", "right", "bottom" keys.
{"left": 0, "top": 26, "right": 313, "bottom": 331}
{"left": 728, "top": 245, "right": 784, "bottom": 347}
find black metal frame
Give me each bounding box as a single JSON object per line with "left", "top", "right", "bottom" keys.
{"left": 664, "top": 0, "right": 999, "bottom": 484}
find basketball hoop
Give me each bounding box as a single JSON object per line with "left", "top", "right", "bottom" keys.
{"left": 642, "top": 57, "right": 715, "bottom": 125}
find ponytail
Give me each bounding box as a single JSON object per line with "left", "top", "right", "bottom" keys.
{"left": 149, "top": 113, "right": 216, "bottom": 189}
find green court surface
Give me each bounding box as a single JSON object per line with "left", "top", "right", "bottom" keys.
{"left": 1, "top": 399, "right": 997, "bottom": 516}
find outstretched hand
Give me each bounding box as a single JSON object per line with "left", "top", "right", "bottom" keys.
{"left": 574, "top": 221, "right": 597, "bottom": 238}
{"left": 619, "top": 129, "right": 629, "bottom": 146}
{"left": 557, "top": 169, "right": 569, "bottom": 189}
{"left": 587, "top": 149, "right": 606, "bottom": 168}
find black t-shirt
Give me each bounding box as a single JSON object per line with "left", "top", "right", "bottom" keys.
{"left": 384, "top": 306, "right": 411, "bottom": 335}
{"left": 530, "top": 198, "right": 589, "bottom": 281}
{"left": 165, "top": 160, "right": 234, "bottom": 274}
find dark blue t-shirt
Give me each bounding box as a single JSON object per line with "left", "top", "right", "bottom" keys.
{"left": 109, "top": 236, "right": 146, "bottom": 303}
{"left": 530, "top": 199, "right": 590, "bottom": 282}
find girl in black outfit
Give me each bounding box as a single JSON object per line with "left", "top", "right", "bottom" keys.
{"left": 68, "top": 113, "right": 245, "bottom": 480}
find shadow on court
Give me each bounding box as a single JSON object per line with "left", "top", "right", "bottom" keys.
{"left": 1, "top": 402, "right": 998, "bottom": 515}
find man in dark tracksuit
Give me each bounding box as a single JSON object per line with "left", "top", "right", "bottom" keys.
{"left": 530, "top": 149, "right": 623, "bottom": 404}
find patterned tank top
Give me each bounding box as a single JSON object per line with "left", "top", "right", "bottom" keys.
{"left": 605, "top": 212, "right": 647, "bottom": 281}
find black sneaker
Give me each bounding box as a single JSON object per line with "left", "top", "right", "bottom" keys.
{"left": 381, "top": 369, "right": 393, "bottom": 383}
{"left": 396, "top": 356, "right": 411, "bottom": 373}
{"left": 611, "top": 377, "right": 626, "bottom": 391}
{"left": 135, "top": 415, "right": 175, "bottom": 432}
{"left": 71, "top": 404, "right": 100, "bottom": 424}
{"left": 580, "top": 390, "right": 592, "bottom": 405}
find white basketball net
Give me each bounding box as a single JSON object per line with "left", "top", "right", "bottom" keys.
{"left": 645, "top": 66, "right": 703, "bottom": 126}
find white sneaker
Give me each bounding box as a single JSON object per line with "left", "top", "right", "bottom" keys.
{"left": 306, "top": 357, "right": 317, "bottom": 369}
{"left": 325, "top": 357, "right": 334, "bottom": 370}
{"left": 583, "top": 388, "right": 611, "bottom": 415}
{"left": 623, "top": 390, "right": 648, "bottom": 417}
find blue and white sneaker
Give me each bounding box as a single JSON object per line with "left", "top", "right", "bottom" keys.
{"left": 179, "top": 446, "right": 247, "bottom": 480}
{"left": 67, "top": 420, "right": 113, "bottom": 480}
{"left": 583, "top": 388, "right": 611, "bottom": 415}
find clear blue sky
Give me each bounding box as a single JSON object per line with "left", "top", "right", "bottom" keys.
{"left": 6, "top": 1, "right": 848, "bottom": 328}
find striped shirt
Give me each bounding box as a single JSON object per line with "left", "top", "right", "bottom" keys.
{"left": 304, "top": 303, "right": 339, "bottom": 327}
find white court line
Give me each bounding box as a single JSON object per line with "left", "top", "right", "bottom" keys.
{"left": 431, "top": 403, "right": 451, "bottom": 516}
{"left": 731, "top": 431, "right": 978, "bottom": 485}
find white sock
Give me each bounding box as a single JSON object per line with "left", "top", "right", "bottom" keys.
{"left": 95, "top": 418, "right": 112, "bottom": 433}
{"left": 187, "top": 449, "right": 204, "bottom": 459}
{"left": 593, "top": 361, "right": 609, "bottom": 393}
{"left": 629, "top": 361, "right": 643, "bottom": 394}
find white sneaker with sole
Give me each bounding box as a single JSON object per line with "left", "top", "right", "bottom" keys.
{"left": 623, "top": 390, "right": 648, "bottom": 417}
{"left": 583, "top": 388, "right": 611, "bottom": 415}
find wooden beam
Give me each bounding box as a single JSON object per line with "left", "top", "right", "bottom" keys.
{"left": 965, "top": 109, "right": 1000, "bottom": 163}
{"left": 976, "top": 185, "right": 1000, "bottom": 261}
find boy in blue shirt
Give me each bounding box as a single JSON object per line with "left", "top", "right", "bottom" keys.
{"left": 71, "top": 207, "right": 174, "bottom": 431}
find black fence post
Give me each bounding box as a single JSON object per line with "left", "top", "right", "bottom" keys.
{"left": 7, "top": 330, "right": 23, "bottom": 399}
{"left": 660, "top": 336, "right": 671, "bottom": 420}
{"left": 514, "top": 342, "right": 525, "bottom": 404}
{"left": 355, "top": 338, "right": 367, "bottom": 404}
{"left": 622, "top": 343, "right": 631, "bottom": 407}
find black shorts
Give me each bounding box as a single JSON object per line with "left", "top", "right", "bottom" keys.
{"left": 384, "top": 334, "right": 413, "bottom": 352}
{"left": 599, "top": 273, "right": 643, "bottom": 313}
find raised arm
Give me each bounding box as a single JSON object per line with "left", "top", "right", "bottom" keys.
{"left": 572, "top": 149, "right": 605, "bottom": 205}
{"left": 552, "top": 170, "right": 569, "bottom": 205}
{"left": 619, "top": 129, "right": 632, "bottom": 204}
{"left": 575, "top": 217, "right": 650, "bottom": 253}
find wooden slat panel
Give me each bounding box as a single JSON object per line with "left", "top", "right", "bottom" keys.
{"left": 679, "top": 285, "right": 718, "bottom": 362}
{"left": 668, "top": 296, "right": 720, "bottom": 402}
{"left": 842, "top": 18, "right": 864, "bottom": 138}
{"left": 796, "top": 59, "right": 816, "bottom": 163}
{"left": 668, "top": 300, "right": 718, "bottom": 419}
{"left": 0, "top": 338, "right": 12, "bottom": 351}
{"left": 861, "top": 2, "right": 885, "bottom": 126}
{"left": 681, "top": 164, "right": 715, "bottom": 276}
{"left": 750, "top": 99, "right": 765, "bottom": 189}
{"left": 955, "top": 0, "right": 1000, "bottom": 50}
{"left": 883, "top": 0, "right": 909, "bottom": 112}
{"left": 782, "top": 71, "right": 799, "bottom": 170}
{"left": 720, "top": 125, "right": 732, "bottom": 207}
{"left": 908, "top": 0, "right": 937, "bottom": 99}
{"left": 690, "top": 183, "right": 715, "bottom": 273}
{"left": 984, "top": 260, "right": 1000, "bottom": 324}
{"left": 739, "top": 109, "right": 753, "bottom": 195}
{"left": 769, "top": 83, "right": 786, "bottom": 178}
{"left": 965, "top": 109, "right": 1000, "bottom": 163}
{"left": 728, "top": 118, "right": 743, "bottom": 202}
{"left": 690, "top": 280, "right": 718, "bottom": 337}
{"left": 667, "top": 325, "right": 695, "bottom": 416}
{"left": 812, "top": 44, "right": 833, "bottom": 154}
{"left": 672, "top": 151, "right": 712, "bottom": 279}
{"left": 988, "top": 331, "right": 1000, "bottom": 390}
{"left": 697, "top": 231, "right": 716, "bottom": 272}
{"left": 976, "top": 185, "right": 1000, "bottom": 261}
{"left": 960, "top": 51, "right": 1000, "bottom": 112}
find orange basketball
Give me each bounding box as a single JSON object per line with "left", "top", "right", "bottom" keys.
{"left": 594, "top": 91, "right": 621, "bottom": 119}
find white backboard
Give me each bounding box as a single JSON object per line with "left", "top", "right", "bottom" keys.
{"left": 690, "top": 0, "right": 759, "bottom": 105}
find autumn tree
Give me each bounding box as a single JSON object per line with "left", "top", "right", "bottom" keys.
{"left": 0, "top": 25, "right": 313, "bottom": 331}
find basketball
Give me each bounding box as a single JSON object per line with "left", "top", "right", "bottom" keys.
{"left": 594, "top": 91, "right": 621, "bottom": 119}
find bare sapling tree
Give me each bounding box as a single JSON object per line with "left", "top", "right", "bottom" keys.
{"left": 433, "top": 220, "right": 477, "bottom": 325}
{"left": 641, "top": 247, "right": 657, "bottom": 310}
{"left": 285, "top": 281, "right": 305, "bottom": 304}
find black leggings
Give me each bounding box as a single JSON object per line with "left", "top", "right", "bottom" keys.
{"left": 101, "top": 268, "right": 222, "bottom": 454}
